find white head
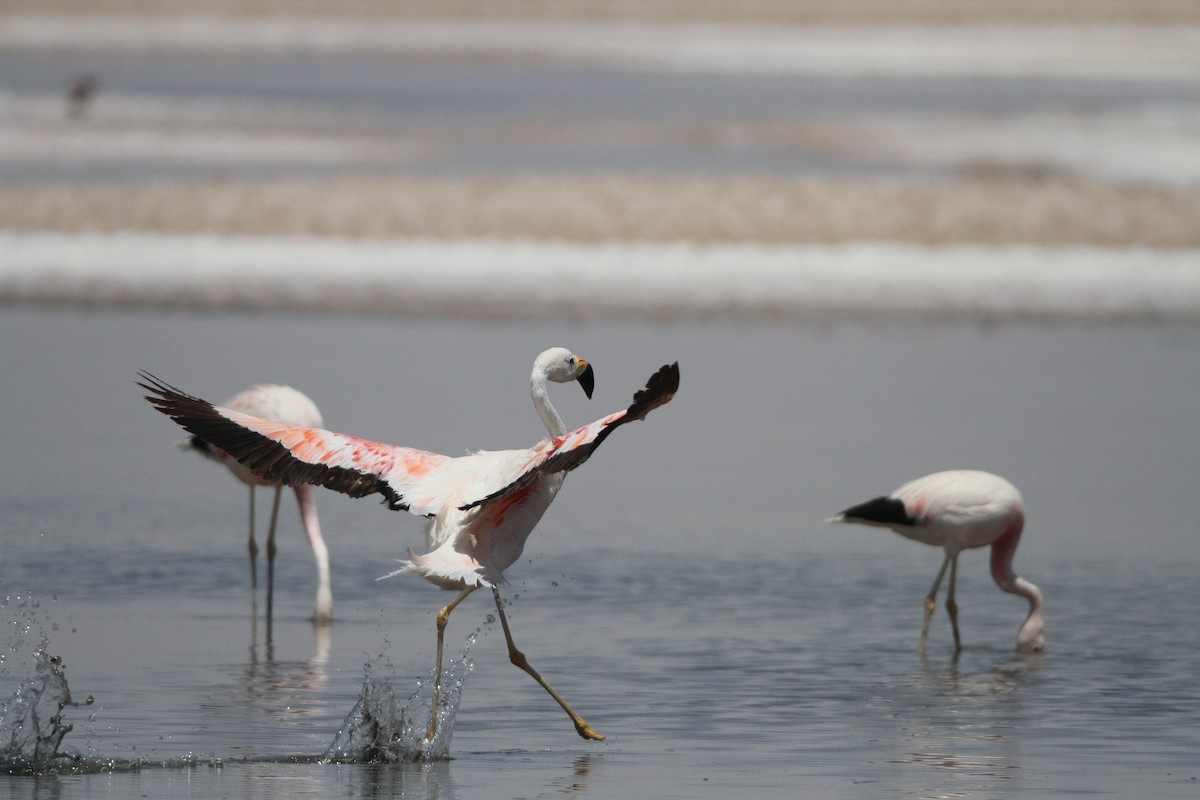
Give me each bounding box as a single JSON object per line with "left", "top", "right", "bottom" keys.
{"left": 532, "top": 347, "right": 594, "bottom": 398}
{"left": 530, "top": 348, "right": 594, "bottom": 438}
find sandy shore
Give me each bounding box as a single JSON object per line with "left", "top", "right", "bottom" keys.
{"left": 1, "top": 174, "right": 1197, "bottom": 248}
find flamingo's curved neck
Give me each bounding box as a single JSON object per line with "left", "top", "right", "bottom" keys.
{"left": 532, "top": 372, "right": 567, "bottom": 438}
{"left": 990, "top": 516, "right": 1045, "bottom": 651}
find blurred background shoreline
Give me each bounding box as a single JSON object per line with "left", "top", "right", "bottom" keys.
{"left": 7, "top": 0, "right": 1200, "bottom": 25}
{"left": 1, "top": 0, "right": 1197, "bottom": 321}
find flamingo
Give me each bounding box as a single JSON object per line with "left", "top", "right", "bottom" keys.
{"left": 140, "top": 348, "right": 680, "bottom": 742}
{"left": 828, "top": 470, "right": 1044, "bottom": 654}
{"left": 179, "top": 383, "right": 332, "bottom": 624}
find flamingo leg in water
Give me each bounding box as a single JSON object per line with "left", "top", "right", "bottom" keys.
{"left": 920, "top": 552, "right": 954, "bottom": 655}
{"left": 294, "top": 484, "right": 332, "bottom": 624}
{"left": 946, "top": 554, "right": 961, "bottom": 652}
{"left": 490, "top": 586, "right": 605, "bottom": 742}
{"left": 247, "top": 485, "right": 258, "bottom": 590}
{"left": 265, "top": 484, "right": 282, "bottom": 620}
{"left": 427, "top": 584, "right": 478, "bottom": 741}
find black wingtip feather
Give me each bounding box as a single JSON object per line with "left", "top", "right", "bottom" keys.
{"left": 627, "top": 362, "right": 680, "bottom": 422}
{"left": 139, "top": 370, "right": 409, "bottom": 512}
{"left": 457, "top": 360, "right": 680, "bottom": 512}
{"left": 838, "top": 496, "right": 916, "bottom": 527}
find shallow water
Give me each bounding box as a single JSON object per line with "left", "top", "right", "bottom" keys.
{"left": 1, "top": 307, "right": 1198, "bottom": 798}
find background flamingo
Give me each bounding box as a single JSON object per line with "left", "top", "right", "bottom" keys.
{"left": 141, "top": 348, "right": 680, "bottom": 742}
{"left": 181, "top": 383, "right": 332, "bottom": 624}
{"left": 829, "top": 469, "right": 1044, "bottom": 654}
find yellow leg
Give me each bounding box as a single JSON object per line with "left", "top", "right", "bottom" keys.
{"left": 427, "top": 585, "right": 478, "bottom": 741}
{"left": 946, "top": 555, "right": 961, "bottom": 653}
{"left": 919, "top": 552, "right": 953, "bottom": 656}
{"left": 491, "top": 586, "right": 605, "bottom": 742}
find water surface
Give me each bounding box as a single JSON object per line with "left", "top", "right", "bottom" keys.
{"left": 1, "top": 308, "right": 1198, "bottom": 798}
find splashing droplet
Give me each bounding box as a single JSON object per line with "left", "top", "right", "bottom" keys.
{"left": 324, "top": 634, "right": 476, "bottom": 763}
{"left": 1, "top": 642, "right": 94, "bottom": 773}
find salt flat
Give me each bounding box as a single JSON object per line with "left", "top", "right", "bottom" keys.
{"left": 3, "top": 232, "right": 1197, "bottom": 324}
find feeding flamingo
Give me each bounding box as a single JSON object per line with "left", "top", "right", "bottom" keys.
{"left": 140, "top": 348, "right": 680, "bottom": 742}
{"left": 828, "top": 470, "right": 1044, "bottom": 654}
{"left": 179, "top": 383, "right": 332, "bottom": 624}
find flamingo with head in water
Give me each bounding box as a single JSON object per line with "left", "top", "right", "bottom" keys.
{"left": 181, "top": 383, "right": 332, "bottom": 624}
{"left": 829, "top": 469, "right": 1044, "bottom": 654}
{"left": 141, "top": 348, "right": 679, "bottom": 742}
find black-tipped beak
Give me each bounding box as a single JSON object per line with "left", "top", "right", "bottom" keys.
{"left": 577, "top": 362, "right": 595, "bottom": 399}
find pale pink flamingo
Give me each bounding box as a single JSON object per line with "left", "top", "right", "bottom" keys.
{"left": 181, "top": 383, "right": 332, "bottom": 624}
{"left": 141, "top": 348, "right": 680, "bottom": 742}
{"left": 829, "top": 470, "right": 1044, "bottom": 654}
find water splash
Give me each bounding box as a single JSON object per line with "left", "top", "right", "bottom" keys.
{"left": 0, "top": 641, "right": 95, "bottom": 774}
{"left": 324, "top": 633, "right": 476, "bottom": 763}
{"left": 2, "top": 592, "right": 47, "bottom": 679}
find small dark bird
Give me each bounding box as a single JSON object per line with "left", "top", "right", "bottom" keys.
{"left": 67, "top": 74, "right": 98, "bottom": 120}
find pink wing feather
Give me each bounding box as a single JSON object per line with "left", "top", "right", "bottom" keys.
{"left": 141, "top": 360, "right": 679, "bottom": 518}
{"left": 140, "top": 373, "right": 452, "bottom": 516}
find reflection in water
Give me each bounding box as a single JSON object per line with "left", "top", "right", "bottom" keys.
{"left": 344, "top": 759, "right": 458, "bottom": 799}
{"left": 546, "top": 754, "right": 601, "bottom": 794}
{"left": 190, "top": 616, "right": 335, "bottom": 763}
{"left": 249, "top": 592, "right": 334, "bottom": 664}
{"left": 334, "top": 751, "right": 595, "bottom": 800}
{"left": 231, "top": 617, "right": 332, "bottom": 719}
{"left": 881, "top": 653, "right": 1045, "bottom": 798}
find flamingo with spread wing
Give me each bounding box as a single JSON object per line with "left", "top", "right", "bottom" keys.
{"left": 141, "top": 348, "right": 679, "bottom": 742}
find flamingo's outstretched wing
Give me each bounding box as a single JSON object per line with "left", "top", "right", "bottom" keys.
{"left": 461, "top": 361, "right": 680, "bottom": 511}
{"left": 140, "top": 372, "right": 452, "bottom": 516}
